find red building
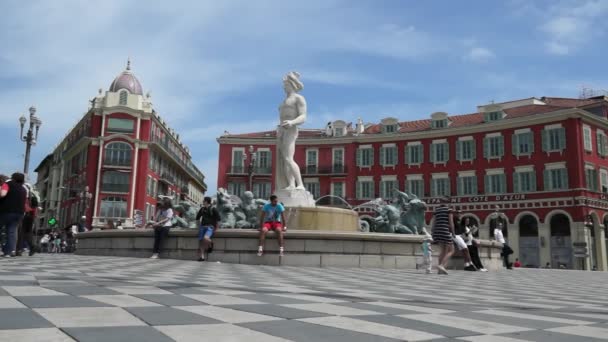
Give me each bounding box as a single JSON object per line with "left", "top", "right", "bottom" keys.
{"left": 35, "top": 61, "right": 206, "bottom": 231}
{"left": 217, "top": 96, "right": 608, "bottom": 270}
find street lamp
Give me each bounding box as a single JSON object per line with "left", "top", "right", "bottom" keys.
{"left": 247, "top": 145, "right": 257, "bottom": 192}
{"left": 19, "top": 106, "right": 42, "bottom": 178}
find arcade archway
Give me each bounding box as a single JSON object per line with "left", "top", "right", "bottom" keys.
{"left": 518, "top": 214, "right": 539, "bottom": 268}
{"left": 550, "top": 213, "right": 572, "bottom": 269}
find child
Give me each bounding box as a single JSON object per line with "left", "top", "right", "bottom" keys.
{"left": 421, "top": 227, "right": 433, "bottom": 274}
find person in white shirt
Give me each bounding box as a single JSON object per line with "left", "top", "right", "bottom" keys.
{"left": 494, "top": 222, "right": 513, "bottom": 269}
{"left": 463, "top": 217, "right": 487, "bottom": 272}
{"left": 150, "top": 198, "right": 174, "bottom": 259}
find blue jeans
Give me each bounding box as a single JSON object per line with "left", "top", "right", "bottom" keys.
{"left": 0, "top": 213, "right": 23, "bottom": 255}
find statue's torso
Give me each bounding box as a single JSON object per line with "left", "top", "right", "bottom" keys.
{"left": 279, "top": 95, "right": 300, "bottom": 122}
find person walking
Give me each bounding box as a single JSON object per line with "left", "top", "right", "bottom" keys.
{"left": 431, "top": 197, "right": 455, "bottom": 275}
{"left": 421, "top": 227, "right": 433, "bottom": 274}
{"left": 150, "top": 198, "right": 173, "bottom": 259}
{"left": 0, "top": 173, "right": 27, "bottom": 257}
{"left": 494, "top": 222, "right": 513, "bottom": 269}
{"left": 257, "top": 195, "right": 287, "bottom": 257}
{"left": 17, "top": 184, "right": 38, "bottom": 256}
{"left": 195, "top": 196, "right": 221, "bottom": 262}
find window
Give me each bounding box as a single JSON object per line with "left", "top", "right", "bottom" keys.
{"left": 431, "top": 177, "right": 450, "bottom": 197}
{"left": 485, "top": 111, "right": 503, "bottom": 122}
{"left": 334, "top": 127, "right": 345, "bottom": 137}
{"left": 512, "top": 132, "right": 534, "bottom": 156}
{"left": 356, "top": 147, "right": 374, "bottom": 167}
{"left": 382, "top": 124, "right": 398, "bottom": 133}
{"left": 406, "top": 144, "right": 423, "bottom": 165}
{"left": 380, "top": 179, "right": 397, "bottom": 199}
{"left": 107, "top": 118, "right": 134, "bottom": 133}
{"left": 231, "top": 149, "right": 244, "bottom": 173}
{"left": 456, "top": 139, "right": 475, "bottom": 161}
{"left": 407, "top": 178, "right": 424, "bottom": 197}
{"left": 380, "top": 145, "right": 397, "bottom": 166}
{"left": 332, "top": 182, "right": 345, "bottom": 198}
{"left": 104, "top": 142, "right": 132, "bottom": 166}
{"left": 485, "top": 173, "right": 506, "bottom": 194}
{"left": 304, "top": 181, "right": 320, "bottom": 198}
{"left": 356, "top": 179, "right": 374, "bottom": 199}
{"left": 457, "top": 175, "right": 477, "bottom": 196}
{"left": 586, "top": 167, "right": 599, "bottom": 191}
{"left": 514, "top": 171, "right": 536, "bottom": 193}
{"left": 119, "top": 90, "right": 128, "bottom": 105}
{"left": 600, "top": 169, "right": 608, "bottom": 193}
{"left": 484, "top": 136, "right": 504, "bottom": 159}
{"left": 597, "top": 131, "right": 607, "bottom": 157}
{"left": 431, "top": 142, "right": 449, "bottom": 163}
{"left": 256, "top": 150, "right": 271, "bottom": 174}
{"left": 102, "top": 171, "right": 130, "bottom": 193}
{"left": 542, "top": 127, "right": 566, "bottom": 152}
{"left": 333, "top": 148, "right": 344, "bottom": 173}
{"left": 583, "top": 126, "right": 592, "bottom": 152}
{"left": 306, "top": 149, "right": 318, "bottom": 173}
{"left": 432, "top": 119, "right": 447, "bottom": 129}
{"left": 253, "top": 182, "right": 271, "bottom": 199}
{"left": 100, "top": 197, "right": 127, "bottom": 218}
{"left": 544, "top": 168, "right": 568, "bottom": 191}
{"left": 227, "top": 182, "right": 245, "bottom": 197}
{"left": 146, "top": 176, "right": 152, "bottom": 196}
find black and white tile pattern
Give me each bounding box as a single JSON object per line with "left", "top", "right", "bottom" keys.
{"left": 1, "top": 254, "right": 608, "bottom": 341}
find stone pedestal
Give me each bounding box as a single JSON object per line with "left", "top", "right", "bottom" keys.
{"left": 275, "top": 188, "right": 315, "bottom": 207}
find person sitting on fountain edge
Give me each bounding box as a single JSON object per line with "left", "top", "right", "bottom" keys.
{"left": 196, "top": 196, "right": 221, "bottom": 262}
{"left": 257, "top": 195, "right": 286, "bottom": 257}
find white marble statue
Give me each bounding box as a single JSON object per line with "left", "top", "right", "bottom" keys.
{"left": 276, "top": 71, "right": 307, "bottom": 191}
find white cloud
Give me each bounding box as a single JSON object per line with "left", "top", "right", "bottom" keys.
{"left": 464, "top": 47, "right": 495, "bottom": 62}
{"left": 531, "top": 0, "right": 608, "bottom": 55}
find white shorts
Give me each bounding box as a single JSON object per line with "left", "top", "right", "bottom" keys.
{"left": 453, "top": 235, "right": 467, "bottom": 251}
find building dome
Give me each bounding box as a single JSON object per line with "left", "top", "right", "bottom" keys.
{"left": 109, "top": 59, "right": 143, "bottom": 95}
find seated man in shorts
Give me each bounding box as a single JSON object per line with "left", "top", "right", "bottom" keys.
{"left": 195, "top": 197, "right": 221, "bottom": 261}
{"left": 257, "top": 195, "right": 286, "bottom": 257}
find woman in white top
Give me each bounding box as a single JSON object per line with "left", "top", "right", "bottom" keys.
{"left": 463, "top": 217, "right": 487, "bottom": 272}
{"left": 494, "top": 222, "right": 513, "bottom": 269}
{"left": 150, "top": 198, "right": 174, "bottom": 259}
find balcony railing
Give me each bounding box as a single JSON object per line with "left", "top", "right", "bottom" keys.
{"left": 228, "top": 165, "right": 273, "bottom": 175}
{"left": 159, "top": 173, "right": 175, "bottom": 185}
{"left": 302, "top": 165, "right": 347, "bottom": 175}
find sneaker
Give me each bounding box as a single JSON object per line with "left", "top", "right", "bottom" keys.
{"left": 198, "top": 257, "right": 205, "bottom": 262}
{"left": 150, "top": 254, "right": 159, "bottom": 259}
{"left": 425, "top": 269, "right": 432, "bottom": 274}
{"left": 464, "top": 265, "right": 477, "bottom": 271}
{"left": 479, "top": 268, "right": 488, "bottom": 272}
{"left": 279, "top": 247, "right": 284, "bottom": 257}
{"left": 3, "top": 254, "right": 12, "bottom": 258}
{"left": 257, "top": 246, "right": 263, "bottom": 257}
{"left": 437, "top": 266, "right": 448, "bottom": 275}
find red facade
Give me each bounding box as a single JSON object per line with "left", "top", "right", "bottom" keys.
{"left": 217, "top": 96, "right": 608, "bottom": 270}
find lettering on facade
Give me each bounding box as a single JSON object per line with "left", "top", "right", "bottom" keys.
{"left": 424, "top": 194, "right": 526, "bottom": 204}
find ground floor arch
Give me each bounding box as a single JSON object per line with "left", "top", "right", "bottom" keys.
{"left": 549, "top": 213, "right": 572, "bottom": 269}
{"left": 518, "top": 214, "right": 540, "bottom": 268}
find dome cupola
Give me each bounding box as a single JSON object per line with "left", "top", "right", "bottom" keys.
{"left": 109, "top": 59, "right": 143, "bottom": 95}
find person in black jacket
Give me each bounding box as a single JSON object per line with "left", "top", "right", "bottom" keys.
{"left": 195, "top": 197, "right": 221, "bottom": 261}
{"left": 0, "top": 173, "right": 27, "bottom": 257}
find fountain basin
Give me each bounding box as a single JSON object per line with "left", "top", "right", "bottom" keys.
{"left": 284, "top": 206, "right": 360, "bottom": 231}
{"left": 75, "top": 229, "right": 504, "bottom": 270}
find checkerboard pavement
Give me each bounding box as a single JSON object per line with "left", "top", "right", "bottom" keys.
{"left": 1, "top": 255, "right": 608, "bottom": 341}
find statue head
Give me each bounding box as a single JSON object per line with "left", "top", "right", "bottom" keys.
{"left": 242, "top": 191, "right": 254, "bottom": 203}
{"left": 283, "top": 71, "right": 303, "bottom": 94}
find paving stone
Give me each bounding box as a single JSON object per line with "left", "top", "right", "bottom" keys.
{"left": 125, "top": 306, "right": 223, "bottom": 325}
{"left": 62, "top": 326, "right": 173, "bottom": 342}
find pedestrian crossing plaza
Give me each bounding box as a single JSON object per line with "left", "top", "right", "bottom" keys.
{"left": 1, "top": 254, "right": 608, "bottom": 341}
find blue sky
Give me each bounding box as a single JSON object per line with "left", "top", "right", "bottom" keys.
{"left": 1, "top": 0, "right": 607, "bottom": 193}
